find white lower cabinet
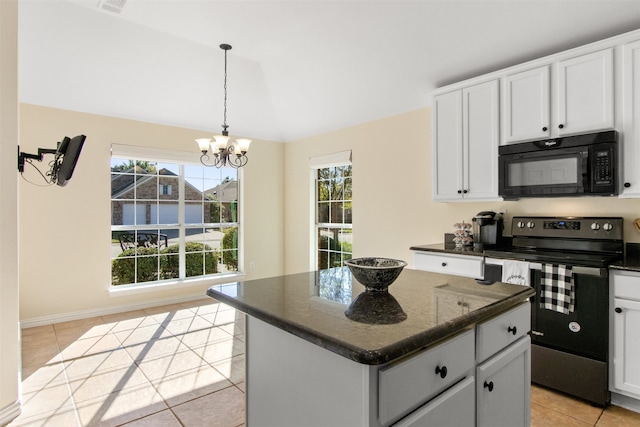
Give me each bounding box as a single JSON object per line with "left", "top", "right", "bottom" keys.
{"left": 610, "top": 270, "right": 640, "bottom": 401}
{"left": 476, "top": 336, "right": 531, "bottom": 427}
{"left": 383, "top": 303, "right": 531, "bottom": 427}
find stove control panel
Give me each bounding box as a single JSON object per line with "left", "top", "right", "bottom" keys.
{"left": 512, "top": 216, "right": 623, "bottom": 240}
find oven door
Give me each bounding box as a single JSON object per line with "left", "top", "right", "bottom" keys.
{"left": 530, "top": 264, "right": 608, "bottom": 361}
{"left": 499, "top": 147, "right": 588, "bottom": 198}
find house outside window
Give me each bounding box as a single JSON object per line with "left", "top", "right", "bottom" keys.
{"left": 110, "top": 147, "right": 241, "bottom": 287}
{"left": 312, "top": 150, "right": 352, "bottom": 270}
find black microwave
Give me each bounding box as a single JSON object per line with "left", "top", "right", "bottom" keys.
{"left": 498, "top": 131, "right": 618, "bottom": 199}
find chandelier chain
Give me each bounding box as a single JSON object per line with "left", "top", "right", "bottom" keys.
{"left": 223, "top": 46, "right": 228, "bottom": 131}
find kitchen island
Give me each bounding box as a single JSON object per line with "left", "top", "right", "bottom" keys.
{"left": 207, "top": 267, "right": 534, "bottom": 427}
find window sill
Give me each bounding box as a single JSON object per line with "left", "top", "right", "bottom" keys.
{"left": 108, "top": 272, "right": 247, "bottom": 297}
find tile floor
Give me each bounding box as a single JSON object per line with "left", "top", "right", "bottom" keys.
{"left": 8, "top": 298, "right": 640, "bottom": 426}
{"left": 9, "top": 298, "right": 245, "bottom": 427}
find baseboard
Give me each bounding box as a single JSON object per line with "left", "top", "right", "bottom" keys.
{"left": 611, "top": 392, "right": 640, "bottom": 414}
{"left": 0, "top": 399, "right": 21, "bottom": 426}
{"left": 20, "top": 293, "right": 211, "bottom": 329}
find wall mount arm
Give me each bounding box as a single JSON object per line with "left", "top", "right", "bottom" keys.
{"left": 17, "top": 146, "right": 58, "bottom": 173}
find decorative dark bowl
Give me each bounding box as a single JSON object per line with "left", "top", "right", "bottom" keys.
{"left": 344, "top": 257, "right": 408, "bottom": 291}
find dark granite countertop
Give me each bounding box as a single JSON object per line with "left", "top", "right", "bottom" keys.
{"left": 410, "top": 242, "right": 485, "bottom": 257}
{"left": 610, "top": 243, "right": 640, "bottom": 272}
{"left": 206, "top": 267, "right": 534, "bottom": 365}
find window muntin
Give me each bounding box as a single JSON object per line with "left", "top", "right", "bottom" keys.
{"left": 111, "top": 157, "right": 240, "bottom": 286}
{"left": 316, "top": 165, "right": 352, "bottom": 270}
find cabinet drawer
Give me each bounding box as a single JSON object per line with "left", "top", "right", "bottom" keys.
{"left": 612, "top": 271, "right": 640, "bottom": 301}
{"left": 476, "top": 302, "right": 530, "bottom": 362}
{"left": 391, "top": 376, "right": 475, "bottom": 427}
{"left": 379, "top": 329, "right": 475, "bottom": 426}
{"left": 413, "top": 252, "right": 483, "bottom": 279}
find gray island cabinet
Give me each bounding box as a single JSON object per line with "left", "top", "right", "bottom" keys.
{"left": 207, "top": 268, "right": 534, "bottom": 427}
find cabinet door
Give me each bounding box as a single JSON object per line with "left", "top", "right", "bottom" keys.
{"left": 432, "top": 90, "right": 463, "bottom": 201}
{"left": 503, "top": 65, "right": 550, "bottom": 143}
{"left": 612, "top": 297, "right": 640, "bottom": 397}
{"left": 392, "top": 376, "right": 475, "bottom": 427}
{"left": 621, "top": 40, "right": 640, "bottom": 197}
{"left": 477, "top": 336, "right": 531, "bottom": 427}
{"left": 557, "top": 49, "right": 614, "bottom": 136}
{"left": 463, "top": 80, "right": 500, "bottom": 200}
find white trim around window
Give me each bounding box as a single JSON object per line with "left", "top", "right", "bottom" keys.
{"left": 308, "top": 150, "right": 352, "bottom": 169}
{"left": 111, "top": 144, "right": 202, "bottom": 165}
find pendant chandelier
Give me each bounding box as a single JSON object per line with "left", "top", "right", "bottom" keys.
{"left": 195, "top": 44, "right": 251, "bottom": 168}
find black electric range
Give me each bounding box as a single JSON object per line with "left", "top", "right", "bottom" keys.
{"left": 484, "top": 216, "right": 624, "bottom": 406}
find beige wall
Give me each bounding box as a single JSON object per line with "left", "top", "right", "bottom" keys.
{"left": 284, "top": 107, "right": 640, "bottom": 274}
{"left": 19, "top": 104, "right": 284, "bottom": 321}
{"left": 0, "top": 0, "right": 21, "bottom": 422}
{"left": 17, "top": 101, "right": 640, "bottom": 319}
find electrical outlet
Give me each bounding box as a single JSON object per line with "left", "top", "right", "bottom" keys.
{"left": 249, "top": 261, "right": 256, "bottom": 270}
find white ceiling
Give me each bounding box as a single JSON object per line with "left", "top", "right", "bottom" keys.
{"left": 18, "top": 0, "right": 640, "bottom": 142}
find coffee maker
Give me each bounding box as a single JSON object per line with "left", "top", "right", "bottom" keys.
{"left": 472, "top": 211, "right": 504, "bottom": 249}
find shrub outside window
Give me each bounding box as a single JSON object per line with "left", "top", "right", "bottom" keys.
{"left": 110, "top": 157, "right": 240, "bottom": 286}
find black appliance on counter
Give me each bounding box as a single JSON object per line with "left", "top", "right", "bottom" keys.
{"left": 498, "top": 131, "right": 618, "bottom": 199}
{"left": 484, "top": 216, "right": 624, "bottom": 406}
{"left": 472, "top": 211, "right": 504, "bottom": 250}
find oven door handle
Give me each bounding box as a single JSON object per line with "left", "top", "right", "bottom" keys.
{"left": 528, "top": 262, "right": 607, "bottom": 278}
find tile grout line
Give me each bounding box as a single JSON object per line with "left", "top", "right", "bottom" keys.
{"left": 55, "top": 331, "right": 83, "bottom": 427}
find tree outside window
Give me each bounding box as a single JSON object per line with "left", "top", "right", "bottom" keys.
{"left": 316, "top": 165, "right": 352, "bottom": 270}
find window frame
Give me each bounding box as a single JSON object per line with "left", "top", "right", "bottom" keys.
{"left": 310, "top": 150, "right": 352, "bottom": 271}
{"left": 109, "top": 144, "right": 245, "bottom": 295}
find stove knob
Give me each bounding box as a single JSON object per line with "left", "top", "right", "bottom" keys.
{"left": 591, "top": 222, "right": 601, "bottom": 231}
{"left": 527, "top": 221, "right": 535, "bottom": 229}
{"left": 603, "top": 222, "right": 614, "bottom": 231}
{"left": 516, "top": 221, "right": 526, "bottom": 228}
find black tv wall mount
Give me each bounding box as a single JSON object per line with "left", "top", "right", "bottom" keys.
{"left": 17, "top": 145, "right": 57, "bottom": 173}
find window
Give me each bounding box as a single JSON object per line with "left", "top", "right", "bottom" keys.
{"left": 313, "top": 151, "right": 352, "bottom": 270}
{"left": 110, "top": 149, "right": 240, "bottom": 287}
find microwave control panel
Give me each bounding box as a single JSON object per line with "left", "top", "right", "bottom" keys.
{"left": 593, "top": 148, "right": 613, "bottom": 185}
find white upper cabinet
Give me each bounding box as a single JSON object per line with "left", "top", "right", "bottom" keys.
{"left": 433, "top": 90, "right": 463, "bottom": 200}
{"left": 502, "top": 49, "right": 614, "bottom": 144}
{"left": 503, "top": 66, "right": 550, "bottom": 143}
{"left": 620, "top": 39, "right": 640, "bottom": 197}
{"left": 557, "top": 49, "right": 614, "bottom": 136}
{"left": 433, "top": 80, "right": 500, "bottom": 201}
{"left": 432, "top": 29, "right": 640, "bottom": 200}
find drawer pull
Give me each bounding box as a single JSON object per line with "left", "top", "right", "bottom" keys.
{"left": 615, "top": 307, "right": 622, "bottom": 313}
{"left": 435, "top": 365, "right": 448, "bottom": 379}
{"left": 484, "top": 381, "right": 494, "bottom": 392}
{"left": 507, "top": 326, "right": 517, "bottom": 335}
{"left": 441, "top": 262, "right": 447, "bottom": 267}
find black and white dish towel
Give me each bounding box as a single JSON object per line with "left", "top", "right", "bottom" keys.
{"left": 540, "top": 264, "right": 574, "bottom": 314}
